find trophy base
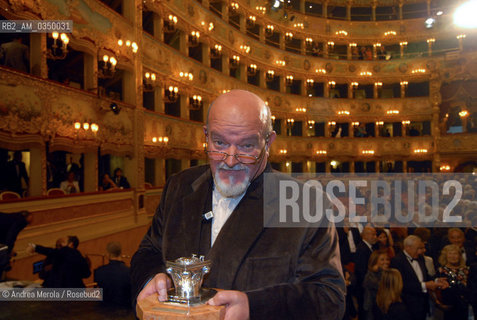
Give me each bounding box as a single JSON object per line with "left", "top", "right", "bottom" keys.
{"left": 136, "top": 293, "right": 225, "bottom": 320}
{"left": 166, "top": 288, "right": 217, "bottom": 306}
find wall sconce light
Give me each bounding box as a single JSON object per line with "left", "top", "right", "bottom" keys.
{"left": 400, "top": 81, "right": 408, "bottom": 87}
{"left": 402, "top": 120, "right": 410, "bottom": 125}
{"left": 256, "top": 6, "right": 266, "bottom": 14}
{"left": 373, "top": 43, "right": 382, "bottom": 48}
{"left": 411, "top": 68, "right": 426, "bottom": 74}
{"left": 293, "top": 23, "right": 304, "bottom": 29}
{"left": 189, "top": 95, "right": 203, "bottom": 110}
{"left": 335, "top": 30, "right": 348, "bottom": 36}
{"left": 47, "top": 32, "right": 69, "bottom": 60}
{"left": 459, "top": 110, "right": 469, "bottom": 117}
{"left": 117, "top": 39, "right": 137, "bottom": 53}
{"left": 307, "top": 120, "right": 315, "bottom": 128}
{"left": 427, "top": 38, "right": 436, "bottom": 44}
{"left": 165, "top": 15, "right": 178, "bottom": 32}
{"left": 305, "top": 38, "right": 313, "bottom": 47}
{"left": 266, "top": 70, "right": 275, "bottom": 81}
{"left": 166, "top": 86, "right": 179, "bottom": 102}
{"left": 247, "top": 15, "right": 256, "bottom": 27}
{"left": 152, "top": 136, "right": 169, "bottom": 145}
{"left": 328, "top": 121, "right": 336, "bottom": 126}
{"left": 189, "top": 31, "right": 200, "bottom": 46}
{"left": 306, "top": 79, "right": 314, "bottom": 88}
{"left": 316, "top": 68, "right": 326, "bottom": 74}
{"left": 352, "top": 122, "right": 360, "bottom": 126}
{"left": 295, "top": 107, "right": 307, "bottom": 112}
{"left": 362, "top": 150, "right": 375, "bottom": 155}
{"left": 337, "top": 110, "right": 350, "bottom": 115}
{"left": 275, "top": 60, "right": 286, "bottom": 66}
{"left": 211, "top": 44, "right": 222, "bottom": 58}
{"left": 349, "top": 43, "right": 357, "bottom": 48}
{"left": 98, "top": 54, "right": 117, "bottom": 79}
{"left": 351, "top": 82, "right": 359, "bottom": 89}
{"left": 230, "top": 55, "right": 240, "bottom": 67}
{"left": 327, "top": 41, "right": 335, "bottom": 49}
{"left": 414, "top": 149, "right": 428, "bottom": 154}
{"left": 230, "top": 2, "right": 239, "bottom": 10}
{"left": 375, "top": 82, "right": 383, "bottom": 87}
{"left": 384, "top": 31, "right": 396, "bottom": 36}
{"left": 201, "top": 21, "right": 214, "bottom": 31}
{"left": 440, "top": 165, "right": 451, "bottom": 171}
{"left": 360, "top": 71, "right": 372, "bottom": 76}
{"left": 265, "top": 25, "right": 275, "bottom": 36}
{"left": 375, "top": 121, "right": 384, "bottom": 126}
{"left": 143, "top": 72, "right": 157, "bottom": 92}
{"left": 328, "top": 81, "right": 336, "bottom": 88}
{"left": 240, "top": 45, "right": 250, "bottom": 54}
{"left": 457, "top": 34, "right": 466, "bottom": 40}
{"left": 74, "top": 121, "right": 99, "bottom": 133}
{"left": 247, "top": 64, "right": 257, "bottom": 76}
{"left": 279, "top": 149, "right": 288, "bottom": 154}
{"left": 316, "top": 150, "right": 327, "bottom": 155}
{"left": 286, "top": 118, "right": 295, "bottom": 127}
{"left": 285, "top": 75, "right": 294, "bottom": 86}
{"left": 285, "top": 32, "right": 293, "bottom": 42}
{"left": 179, "top": 72, "right": 193, "bottom": 81}
{"left": 386, "top": 110, "right": 399, "bottom": 115}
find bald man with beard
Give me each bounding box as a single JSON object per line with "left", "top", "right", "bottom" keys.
{"left": 131, "top": 90, "right": 345, "bottom": 320}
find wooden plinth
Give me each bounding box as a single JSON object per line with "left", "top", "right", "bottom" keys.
{"left": 136, "top": 294, "right": 225, "bottom": 320}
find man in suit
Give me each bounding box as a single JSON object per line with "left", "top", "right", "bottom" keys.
{"left": 447, "top": 228, "right": 476, "bottom": 265}
{"left": 390, "top": 235, "right": 447, "bottom": 320}
{"left": 4, "top": 151, "right": 29, "bottom": 196}
{"left": 130, "top": 90, "right": 345, "bottom": 319}
{"left": 28, "top": 235, "right": 91, "bottom": 288}
{"left": 338, "top": 225, "right": 361, "bottom": 266}
{"left": 94, "top": 242, "right": 131, "bottom": 307}
{"left": 0, "top": 210, "right": 32, "bottom": 276}
{"left": 113, "top": 168, "right": 130, "bottom": 189}
{"left": 353, "top": 226, "right": 376, "bottom": 320}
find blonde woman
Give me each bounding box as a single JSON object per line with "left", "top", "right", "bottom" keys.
{"left": 363, "top": 250, "right": 390, "bottom": 320}
{"left": 437, "top": 244, "right": 470, "bottom": 320}
{"left": 375, "top": 268, "right": 410, "bottom": 320}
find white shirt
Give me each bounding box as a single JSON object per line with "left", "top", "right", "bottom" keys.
{"left": 211, "top": 187, "right": 245, "bottom": 246}
{"left": 347, "top": 230, "right": 357, "bottom": 253}
{"left": 404, "top": 250, "right": 427, "bottom": 293}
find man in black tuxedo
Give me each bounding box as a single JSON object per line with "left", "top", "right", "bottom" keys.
{"left": 94, "top": 242, "right": 131, "bottom": 307}
{"left": 337, "top": 225, "right": 361, "bottom": 266}
{"left": 130, "top": 90, "right": 345, "bottom": 320}
{"left": 354, "top": 226, "right": 376, "bottom": 320}
{"left": 4, "top": 151, "right": 29, "bottom": 195}
{"left": 390, "top": 235, "right": 447, "bottom": 320}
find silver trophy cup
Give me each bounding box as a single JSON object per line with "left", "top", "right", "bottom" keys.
{"left": 165, "top": 254, "right": 216, "bottom": 306}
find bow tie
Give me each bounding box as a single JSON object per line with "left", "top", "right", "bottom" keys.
{"left": 408, "top": 256, "right": 417, "bottom": 263}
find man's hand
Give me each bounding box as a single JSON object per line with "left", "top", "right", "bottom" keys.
{"left": 207, "top": 290, "right": 250, "bottom": 320}
{"left": 137, "top": 273, "right": 172, "bottom": 302}
{"left": 425, "top": 278, "right": 449, "bottom": 291}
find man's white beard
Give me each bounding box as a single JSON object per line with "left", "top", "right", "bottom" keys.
{"left": 214, "top": 163, "right": 251, "bottom": 198}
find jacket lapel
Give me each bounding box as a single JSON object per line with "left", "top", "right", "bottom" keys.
{"left": 204, "top": 168, "right": 270, "bottom": 289}
{"left": 179, "top": 169, "right": 213, "bottom": 257}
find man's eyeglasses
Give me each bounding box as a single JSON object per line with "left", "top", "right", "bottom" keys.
{"left": 205, "top": 148, "right": 264, "bottom": 164}
{"left": 204, "top": 134, "right": 269, "bottom": 164}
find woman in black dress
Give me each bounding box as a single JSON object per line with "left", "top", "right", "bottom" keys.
{"left": 375, "top": 268, "right": 410, "bottom": 320}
